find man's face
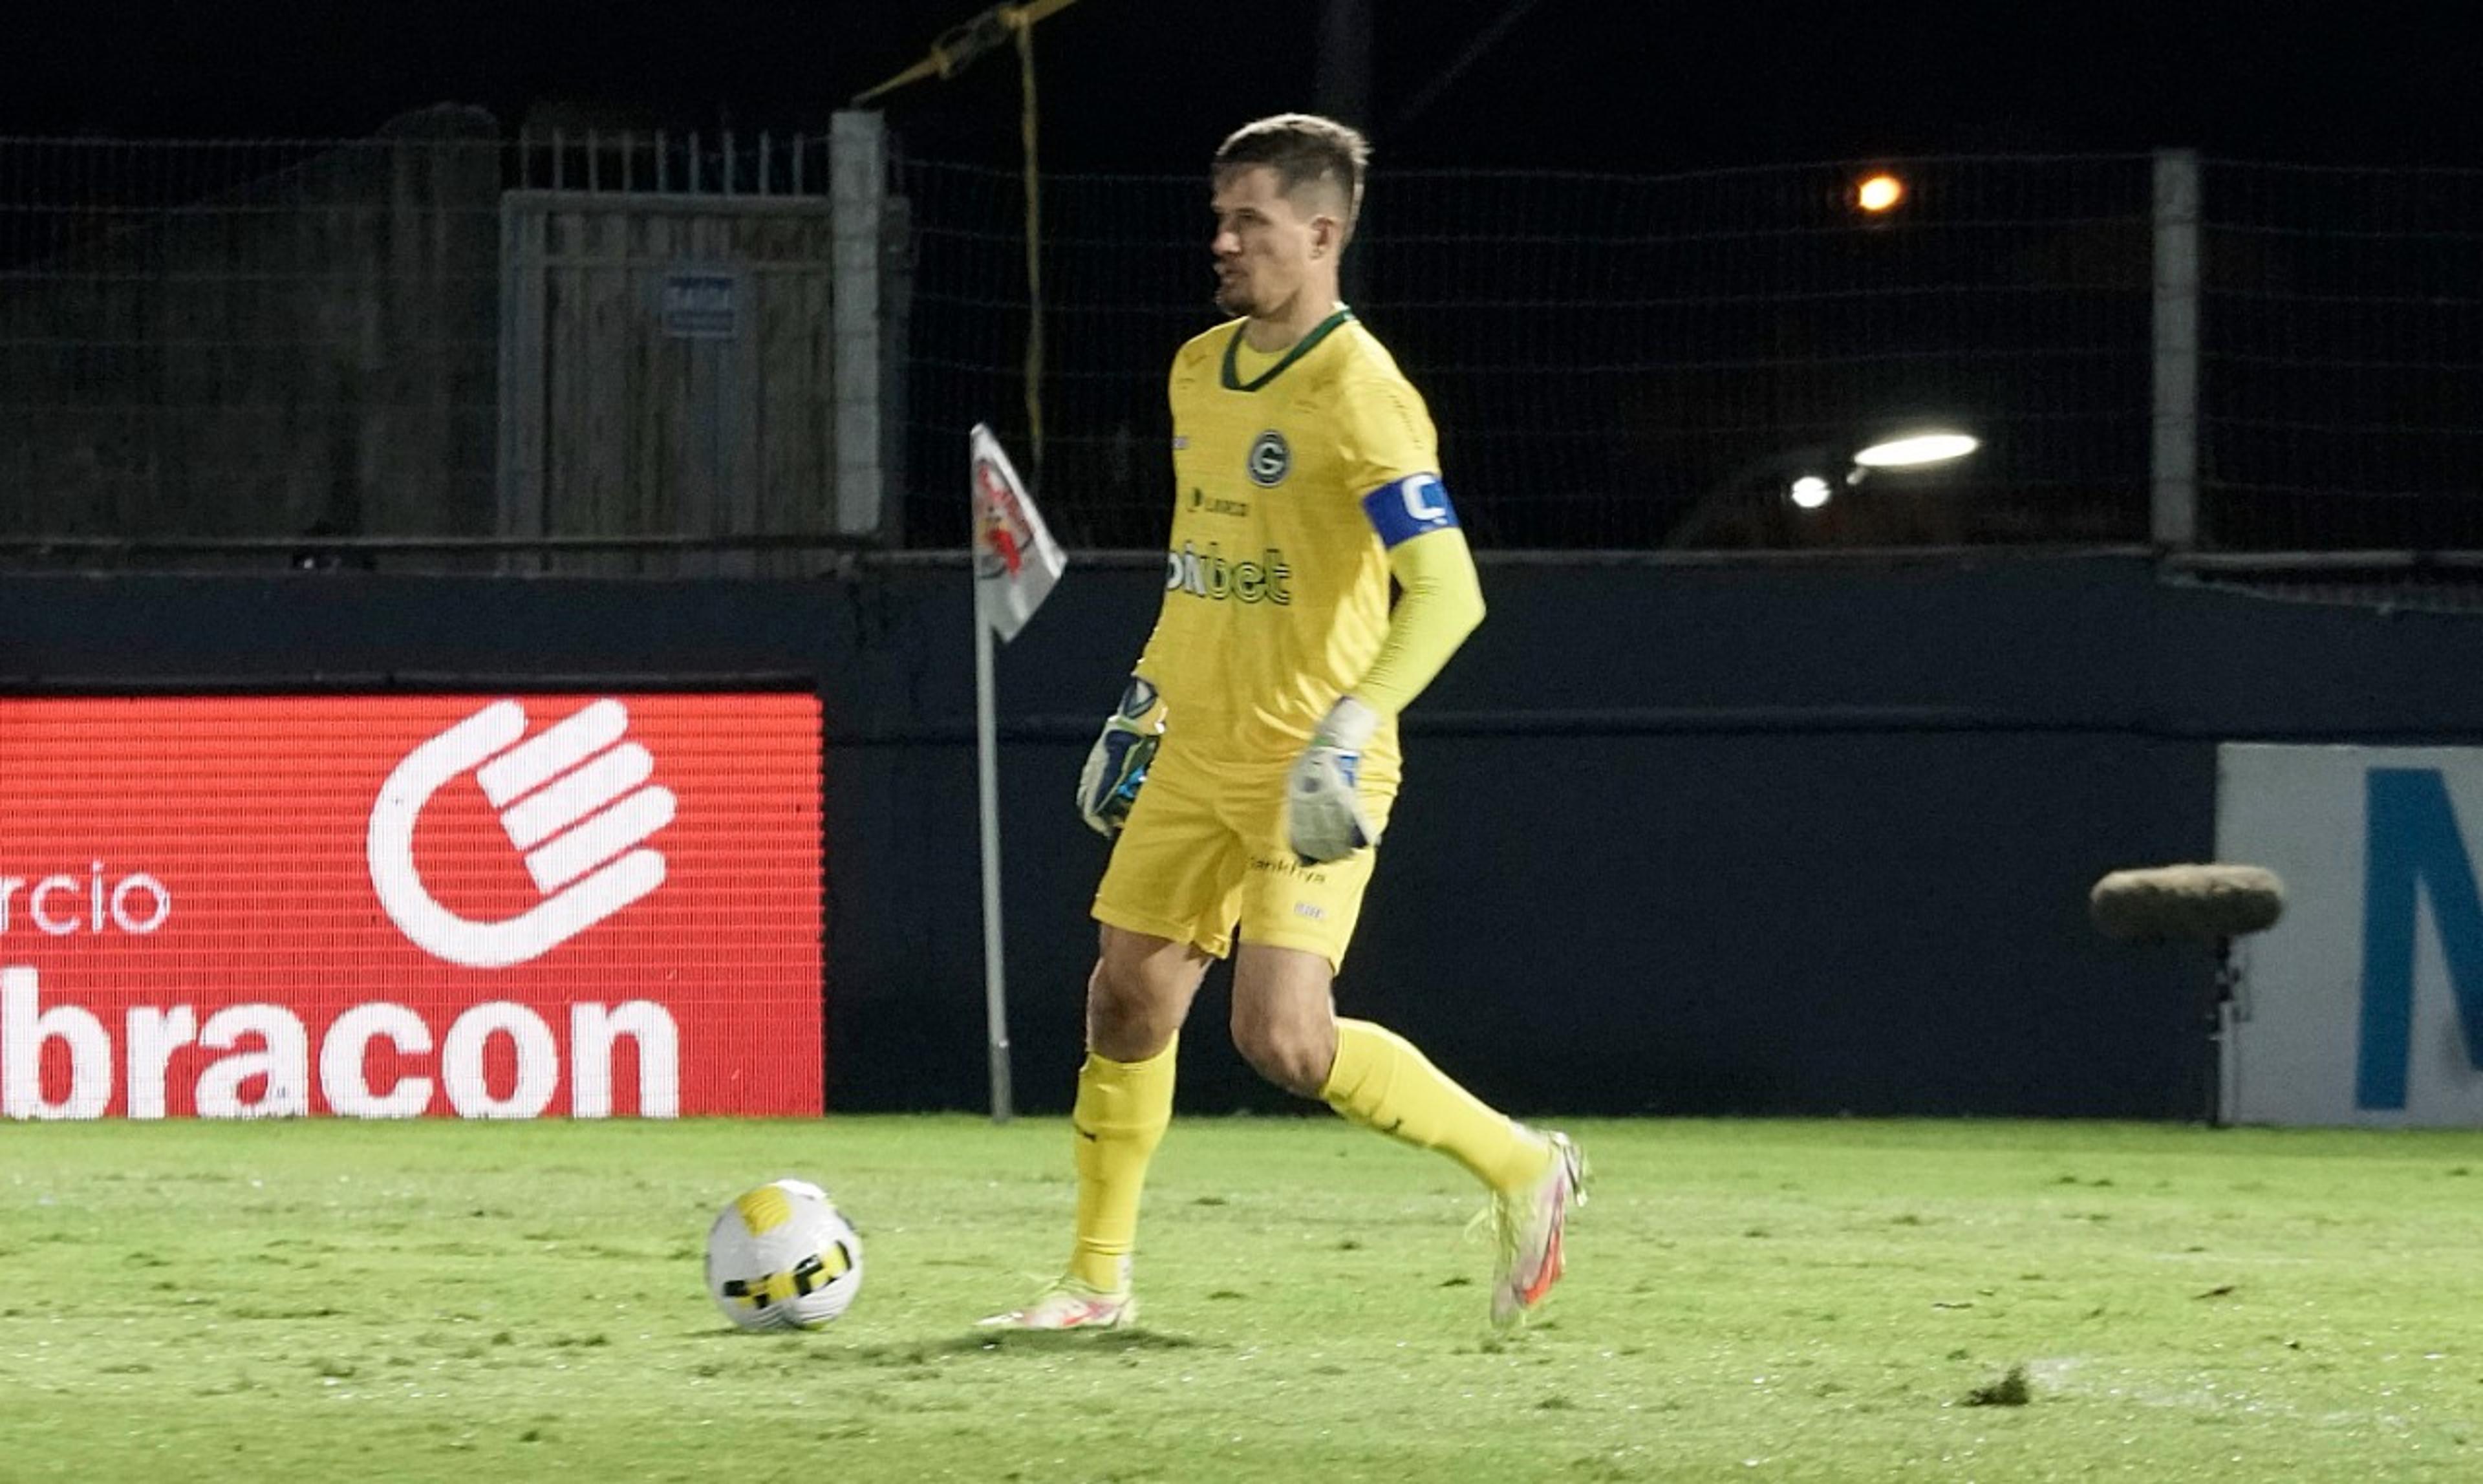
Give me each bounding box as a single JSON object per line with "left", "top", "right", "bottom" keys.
{"left": 1210, "top": 165, "right": 1322, "bottom": 317}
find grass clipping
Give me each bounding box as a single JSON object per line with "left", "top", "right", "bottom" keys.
{"left": 1961, "top": 1362, "right": 2034, "bottom": 1407}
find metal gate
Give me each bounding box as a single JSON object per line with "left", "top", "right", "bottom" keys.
{"left": 497, "top": 191, "right": 844, "bottom": 575}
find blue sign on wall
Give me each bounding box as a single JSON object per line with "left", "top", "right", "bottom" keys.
{"left": 2358, "top": 768, "right": 2483, "bottom": 1109}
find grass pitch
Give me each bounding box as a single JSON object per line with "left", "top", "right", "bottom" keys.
{"left": 3, "top": 1117, "right": 2480, "bottom": 1483}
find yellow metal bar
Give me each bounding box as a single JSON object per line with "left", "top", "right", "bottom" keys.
{"left": 848, "top": 0, "right": 1086, "bottom": 469}
{"left": 850, "top": 0, "right": 1084, "bottom": 104}
{"left": 851, "top": 54, "right": 945, "bottom": 105}
{"left": 1016, "top": 16, "right": 1044, "bottom": 475}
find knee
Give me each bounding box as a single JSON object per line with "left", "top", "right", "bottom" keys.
{"left": 1086, "top": 958, "right": 1182, "bottom": 1061}
{"left": 1231, "top": 1016, "right": 1337, "bottom": 1099}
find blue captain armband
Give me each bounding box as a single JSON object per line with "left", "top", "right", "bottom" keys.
{"left": 1360, "top": 472, "right": 1460, "bottom": 548}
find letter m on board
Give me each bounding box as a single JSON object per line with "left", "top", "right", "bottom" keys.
{"left": 2358, "top": 768, "right": 2483, "bottom": 1108}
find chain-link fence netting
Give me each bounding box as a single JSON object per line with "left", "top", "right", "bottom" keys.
{"left": 899, "top": 153, "right": 2159, "bottom": 552}
{"left": 7, "top": 127, "right": 2480, "bottom": 577}
{"left": 2200, "top": 160, "right": 2483, "bottom": 552}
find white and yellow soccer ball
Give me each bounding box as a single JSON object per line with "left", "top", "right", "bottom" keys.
{"left": 704, "top": 1178, "right": 865, "bottom": 1331}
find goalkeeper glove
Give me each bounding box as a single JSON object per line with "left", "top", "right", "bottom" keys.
{"left": 1076, "top": 676, "right": 1166, "bottom": 837}
{"left": 1287, "top": 695, "right": 1381, "bottom": 864}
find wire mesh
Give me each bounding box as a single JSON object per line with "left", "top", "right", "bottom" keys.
{"left": 7, "top": 131, "right": 2482, "bottom": 574}
{"left": 897, "top": 153, "right": 2158, "bottom": 551}
{"left": 0, "top": 118, "right": 839, "bottom": 572}
{"left": 0, "top": 127, "right": 503, "bottom": 557}
{"left": 2200, "top": 160, "right": 2483, "bottom": 552}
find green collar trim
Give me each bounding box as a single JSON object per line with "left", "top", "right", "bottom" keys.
{"left": 1220, "top": 306, "right": 1355, "bottom": 392}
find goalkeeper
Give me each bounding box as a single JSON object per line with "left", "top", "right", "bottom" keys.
{"left": 982, "top": 113, "right": 1584, "bottom": 1334}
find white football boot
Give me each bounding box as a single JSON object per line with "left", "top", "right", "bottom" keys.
{"left": 977, "top": 1265, "right": 1137, "bottom": 1331}
{"left": 1487, "top": 1129, "right": 1588, "bottom": 1329}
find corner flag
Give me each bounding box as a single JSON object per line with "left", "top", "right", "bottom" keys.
{"left": 969, "top": 422, "right": 1064, "bottom": 1123}
{"left": 971, "top": 423, "right": 1064, "bottom": 641}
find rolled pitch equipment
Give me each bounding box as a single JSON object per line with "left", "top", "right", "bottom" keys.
{"left": 2089, "top": 863, "right": 2286, "bottom": 943}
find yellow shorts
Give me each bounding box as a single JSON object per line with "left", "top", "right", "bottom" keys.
{"left": 1091, "top": 737, "right": 1395, "bottom": 971}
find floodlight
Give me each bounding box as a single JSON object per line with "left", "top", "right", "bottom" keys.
{"left": 1852, "top": 431, "right": 1979, "bottom": 468}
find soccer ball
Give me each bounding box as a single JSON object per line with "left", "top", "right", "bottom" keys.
{"left": 704, "top": 1178, "right": 865, "bottom": 1331}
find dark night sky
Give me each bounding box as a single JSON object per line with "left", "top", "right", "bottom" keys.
{"left": 6, "top": 1, "right": 2477, "bottom": 172}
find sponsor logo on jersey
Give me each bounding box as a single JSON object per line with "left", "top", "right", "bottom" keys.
{"left": 1247, "top": 430, "right": 1291, "bottom": 487}
{"left": 1188, "top": 488, "right": 1250, "bottom": 518}
{"left": 1164, "top": 541, "right": 1293, "bottom": 605}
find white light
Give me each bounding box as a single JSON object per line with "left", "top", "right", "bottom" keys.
{"left": 1853, "top": 431, "right": 1980, "bottom": 468}
{"left": 1787, "top": 475, "right": 1833, "bottom": 510}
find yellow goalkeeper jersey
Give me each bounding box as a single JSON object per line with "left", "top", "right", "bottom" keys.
{"left": 1139, "top": 307, "right": 1465, "bottom": 778}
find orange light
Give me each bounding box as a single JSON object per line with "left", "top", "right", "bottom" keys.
{"left": 1855, "top": 173, "right": 1905, "bottom": 213}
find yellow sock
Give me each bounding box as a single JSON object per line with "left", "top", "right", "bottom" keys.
{"left": 1067, "top": 1034, "right": 1177, "bottom": 1293}
{"left": 1320, "top": 1018, "right": 1551, "bottom": 1194}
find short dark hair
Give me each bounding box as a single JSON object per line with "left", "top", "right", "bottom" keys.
{"left": 1212, "top": 113, "right": 1369, "bottom": 241}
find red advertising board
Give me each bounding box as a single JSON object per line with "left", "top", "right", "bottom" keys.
{"left": 0, "top": 694, "right": 822, "bottom": 1119}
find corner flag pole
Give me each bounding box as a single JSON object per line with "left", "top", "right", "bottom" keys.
{"left": 967, "top": 424, "right": 1064, "bottom": 1126}
{"left": 974, "top": 603, "right": 1013, "bottom": 1123}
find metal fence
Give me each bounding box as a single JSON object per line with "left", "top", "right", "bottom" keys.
{"left": 903, "top": 153, "right": 2164, "bottom": 552}
{"left": 0, "top": 110, "right": 873, "bottom": 574}
{"left": 2198, "top": 160, "right": 2483, "bottom": 552}
{"left": 1, "top": 125, "right": 496, "bottom": 559}
{"left": 5, "top": 124, "right": 2480, "bottom": 582}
